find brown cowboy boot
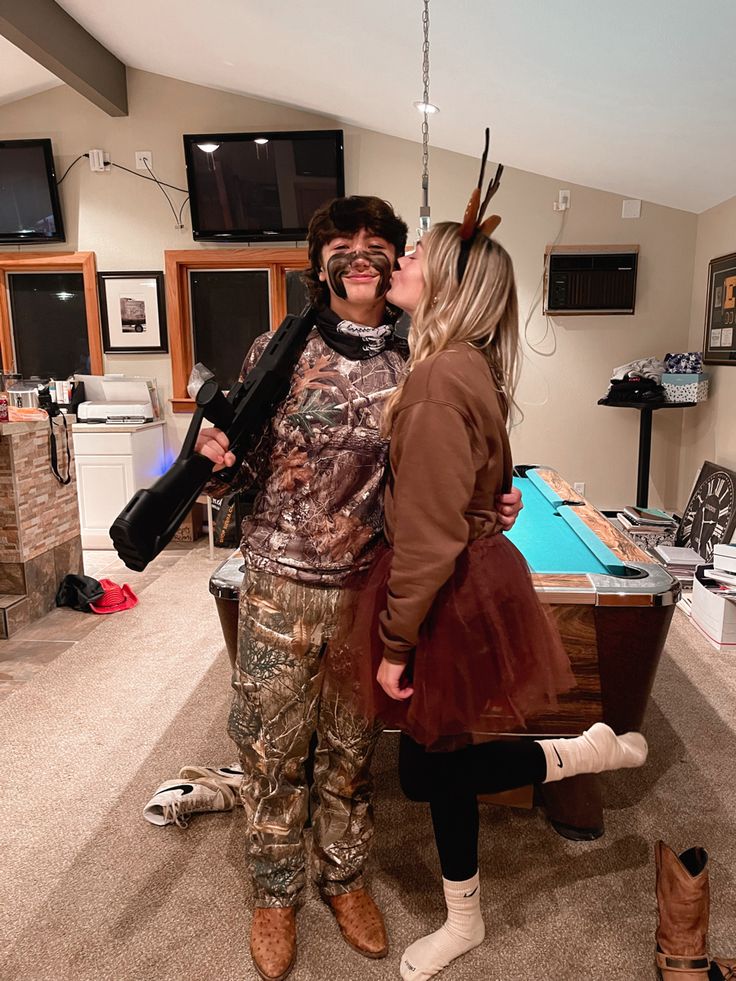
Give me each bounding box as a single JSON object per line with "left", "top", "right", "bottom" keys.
{"left": 250, "top": 907, "right": 297, "bottom": 981}
{"left": 326, "top": 888, "right": 388, "bottom": 958}
{"left": 655, "top": 841, "right": 735, "bottom": 981}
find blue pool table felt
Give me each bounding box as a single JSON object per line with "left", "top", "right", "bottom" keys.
{"left": 506, "top": 471, "right": 627, "bottom": 576}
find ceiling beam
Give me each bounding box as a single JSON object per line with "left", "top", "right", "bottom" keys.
{"left": 0, "top": 0, "right": 127, "bottom": 116}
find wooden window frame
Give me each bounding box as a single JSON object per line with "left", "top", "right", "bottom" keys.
{"left": 165, "top": 248, "right": 308, "bottom": 412}
{"left": 0, "top": 251, "right": 103, "bottom": 375}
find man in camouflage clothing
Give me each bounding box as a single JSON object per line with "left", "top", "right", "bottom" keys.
{"left": 197, "top": 196, "right": 522, "bottom": 981}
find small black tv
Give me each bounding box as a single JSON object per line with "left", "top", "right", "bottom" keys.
{"left": 183, "top": 129, "right": 345, "bottom": 242}
{"left": 0, "top": 139, "right": 66, "bottom": 244}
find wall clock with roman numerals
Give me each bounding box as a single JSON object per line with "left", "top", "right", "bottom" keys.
{"left": 675, "top": 460, "right": 736, "bottom": 560}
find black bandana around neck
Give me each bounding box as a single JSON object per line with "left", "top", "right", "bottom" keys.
{"left": 315, "top": 306, "right": 395, "bottom": 360}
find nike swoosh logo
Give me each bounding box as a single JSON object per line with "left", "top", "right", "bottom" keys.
{"left": 463, "top": 886, "right": 479, "bottom": 897}
{"left": 153, "top": 784, "right": 194, "bottom": 796}
{"left": 553, "top": 747, "right": 564, "bottom": 768}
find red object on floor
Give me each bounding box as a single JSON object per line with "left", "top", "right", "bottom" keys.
{"left": 88, "top": 579, "right": 138, "bottom": 614}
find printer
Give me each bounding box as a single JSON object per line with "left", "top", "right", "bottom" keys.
{"left": 75, "top": 374, "right": 160, "bottom": 425}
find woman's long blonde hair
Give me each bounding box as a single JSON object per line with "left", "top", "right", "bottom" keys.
{"left": 383, "top": 221, "right": 520, "bottom": 435}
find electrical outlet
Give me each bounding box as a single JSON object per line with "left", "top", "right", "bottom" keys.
{"left": 135, "top": 151, "right": 152, "bottom": 171}
{"left": 573, "top": 482, "right": 585, "bottom": 496}
{"left": 554, "top": 189, "right": 571, "bottom": 212}
{"left": 88, "top": 149, "right": 107, "bottom": 172}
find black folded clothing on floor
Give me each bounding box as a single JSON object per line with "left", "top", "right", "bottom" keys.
{"left": 55, "top": 574, "right": 104, "bottom": 612}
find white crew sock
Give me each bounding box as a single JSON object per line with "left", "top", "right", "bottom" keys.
{"left": 400, "top": 872, "right": 485, "bottom": 981}
{"left": 536, "top": 722, "right": 648, "bottom": 784}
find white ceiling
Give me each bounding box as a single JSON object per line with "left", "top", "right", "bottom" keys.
{"left": 3, "top": 0, "right": 736, "bottom": 213}
{"left": 0, "top": 34, "right": 62, "bottom": 107}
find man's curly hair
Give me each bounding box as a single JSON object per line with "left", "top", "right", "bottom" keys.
{"left": 302, "top": 196, "right": 408, "bottom": 309}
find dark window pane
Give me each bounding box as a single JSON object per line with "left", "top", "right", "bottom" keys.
{"left": 9, "top": 272, "right": 89, "bottom": 378}
{"left": 286, "top": 269, "right": 309, "bottom": 316}
{"left": 190, "top": 270, "right": 270, "bottom": 389}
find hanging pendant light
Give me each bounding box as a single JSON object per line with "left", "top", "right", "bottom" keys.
{"left": 417, "top": 0, "right": 438, "bottom": 237}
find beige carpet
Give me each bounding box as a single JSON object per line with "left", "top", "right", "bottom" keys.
{"left": 1, "top": 547, "right": 734, "bottom": 981}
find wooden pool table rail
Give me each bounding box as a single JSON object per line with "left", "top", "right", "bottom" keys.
{"left": 528, "top": 469, "right": 679, "bottom": 608}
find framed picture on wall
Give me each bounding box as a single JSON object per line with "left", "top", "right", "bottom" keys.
{"left": 98, "top": 271, "right": 168, "bottom": 354}
{"left": 703, "top": 252, "right": 736, "bottom": 365}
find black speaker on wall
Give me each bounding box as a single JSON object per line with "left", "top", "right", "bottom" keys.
{"left": 544, "top": 246, "right": 639, "bottom": 315}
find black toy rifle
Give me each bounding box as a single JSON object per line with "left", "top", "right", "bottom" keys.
{"left": 110, "top": 307, "right": 316, "bottom": 571}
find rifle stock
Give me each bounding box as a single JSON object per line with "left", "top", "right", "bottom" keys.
{"left": 110, "top": 453, "right": 214, "bottom": 571}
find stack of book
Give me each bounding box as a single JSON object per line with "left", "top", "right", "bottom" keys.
{"left": 616, "top": 506, "right": 678, "bottom": 552}
{"left": 653, "top": 544, "right": 705, "bottom": 586}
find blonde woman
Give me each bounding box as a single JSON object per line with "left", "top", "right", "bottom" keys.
{"left": 329, "top": 218, "right": 649, "bottom": 981}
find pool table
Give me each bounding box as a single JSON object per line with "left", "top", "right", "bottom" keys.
{"left": 210, "top": 465, "right": 680, "bottom": 840}
{"left": 493, "top": 465, "right": 680, "bottom": 838}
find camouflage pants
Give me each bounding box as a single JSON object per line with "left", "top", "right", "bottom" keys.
{"left": 227, "top": 566, "right": 383, "bottom": 908}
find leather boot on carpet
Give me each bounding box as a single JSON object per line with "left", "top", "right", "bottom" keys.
{"left": 250, "top": 907, "right": 296, "bottom": 981}
{"left": 655, "top": 840, "right": 735, "bottom": 980}
{"left": 325, "top": 888, "right": 388, "bottom": 958}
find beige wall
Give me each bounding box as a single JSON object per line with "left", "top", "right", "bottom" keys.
{"left": 678, "top": 193, "right": 736, "bottom": 512}
{"left": 0, "top": 69, "right": 698, "bottom": 508}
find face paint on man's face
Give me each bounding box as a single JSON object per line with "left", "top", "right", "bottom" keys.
{"left": 325, "top": 250, "right": 393, "bottom": 300}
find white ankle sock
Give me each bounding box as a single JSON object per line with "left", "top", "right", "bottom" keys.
{"left": 537, "top": 722, "right": 648, "bottom": 784}
{"left": 400, "top": 872, "right": 485, "bottom": 981}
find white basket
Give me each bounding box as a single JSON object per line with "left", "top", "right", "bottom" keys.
{"left": 662, "top": 372, "right": 709, "bottom": 404}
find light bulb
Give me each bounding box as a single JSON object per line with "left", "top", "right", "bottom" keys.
{"left": 196, "top": 143, "right": 220, "bottom": 153}
{"left": 413, "top": 101, "right": 440, "bottom": 114}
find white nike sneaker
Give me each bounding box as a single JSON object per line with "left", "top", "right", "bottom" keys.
{"left": 143, "top": 777, "right": 236, "bottom": 828}
{"left": 177, "top": 762, "right": 244, "bottom": 791}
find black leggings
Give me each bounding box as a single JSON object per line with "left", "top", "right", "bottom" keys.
{"left": 398, "top": 733, "right": 547, "bottom": 882}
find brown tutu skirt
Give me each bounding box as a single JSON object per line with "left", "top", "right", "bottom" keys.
{"left": 326, "top": 535, "right": 575, "bottom": 750}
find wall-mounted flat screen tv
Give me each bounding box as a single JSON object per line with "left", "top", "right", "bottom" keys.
{"left": 183, "top": 129, "right": 344, "bottom": 242}
{"left": 0, "top": 139, "right": 66, "bottom": 244}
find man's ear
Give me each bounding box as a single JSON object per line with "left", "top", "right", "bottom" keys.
{"left": 318, "top": 268, "right": 327, "bottom": 283}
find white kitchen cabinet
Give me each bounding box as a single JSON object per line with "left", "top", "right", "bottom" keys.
{"left": 72, "top": 421, "right": 166, "bottom": 548}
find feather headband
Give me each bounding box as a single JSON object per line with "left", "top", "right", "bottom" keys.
{"left": 457, "top": 127, "right": 503, "bottom": 282}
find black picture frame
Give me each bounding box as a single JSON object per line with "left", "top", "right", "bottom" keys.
{"left": 98, "top": 271, "right": 168, "bottom": 354}
{"left": 703, "top": 252, "right": 736, "bottom": 366}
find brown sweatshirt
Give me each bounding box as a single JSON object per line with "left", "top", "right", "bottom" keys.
{"left": 379, "top": 342, "right": 513, "bottom": 664}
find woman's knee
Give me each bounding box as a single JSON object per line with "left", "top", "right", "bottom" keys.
{"left": 398, "top": 735, "right": 436, "bottom": 801}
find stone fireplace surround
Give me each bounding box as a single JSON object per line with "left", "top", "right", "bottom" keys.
{"left": 0, "top": 419, "right": 83, "bottom": 637}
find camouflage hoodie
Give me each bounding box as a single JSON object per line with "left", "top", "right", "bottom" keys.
{"left": 209, "top": 319, "right": 406, "bottom": 586}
